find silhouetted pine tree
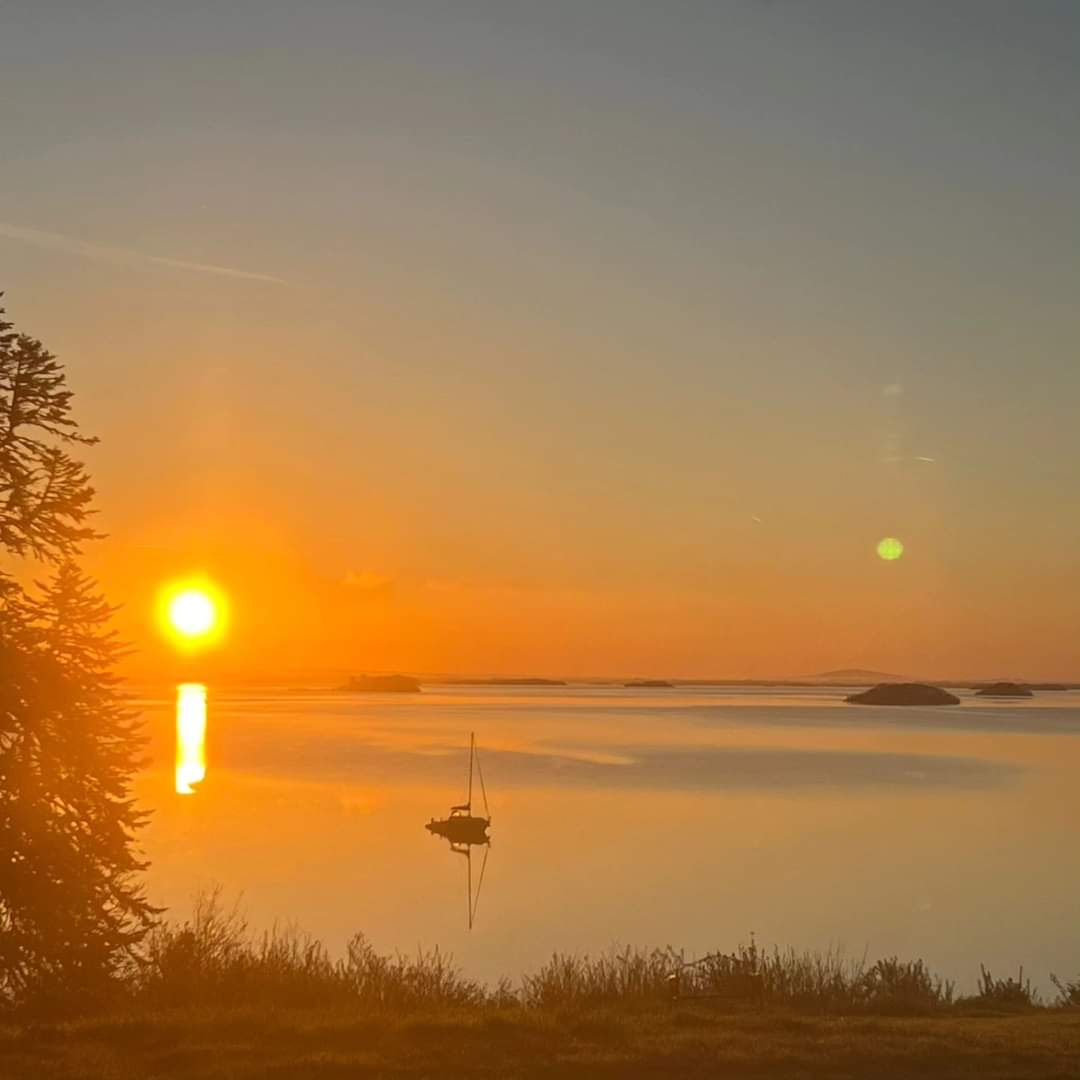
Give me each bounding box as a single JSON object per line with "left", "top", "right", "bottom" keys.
{"left": 0, "top": 299, "right": 98, "bottom": 562}
{"left": 0, "top": 297, "right": 154, "bottom": 1008}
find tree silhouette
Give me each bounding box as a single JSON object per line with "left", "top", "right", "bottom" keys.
{"left": 0, "top": 300, "right": 98, "bottom": 562}
{"left": 0, "top": 297, "right": 154, "bottom": 1008}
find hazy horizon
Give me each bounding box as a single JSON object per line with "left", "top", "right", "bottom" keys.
{"left": 120, "top": 665, "right": 1074, "bottom": 689}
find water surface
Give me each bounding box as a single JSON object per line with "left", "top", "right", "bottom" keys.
{"left": 136, "top": 685, "right": 1080, "bottom": 993}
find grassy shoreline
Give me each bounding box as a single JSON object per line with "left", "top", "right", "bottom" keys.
{"left": 3, "top": 1004, "right": 1078, "bottom": 1078}
{"left": 4, "top": 896, "right": 1078, "bottom": 1076}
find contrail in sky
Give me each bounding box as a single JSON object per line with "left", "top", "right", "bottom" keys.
{"left": 0, "top": 221, "right": 285, "bottom": 284}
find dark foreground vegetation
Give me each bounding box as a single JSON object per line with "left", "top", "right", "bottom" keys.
{"left": 3, "top": 1004, "right": 1078, "bottom": 1079}
{"left": 2, "top": 895, "right": 1077, "bottom": 1078}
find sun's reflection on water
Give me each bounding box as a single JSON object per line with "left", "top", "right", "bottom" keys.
{"left": 175, "top": 683, "right": 207, "bottom": 794}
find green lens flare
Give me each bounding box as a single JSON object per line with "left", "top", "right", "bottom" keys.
{"left": 877, "top": 537, "right": 904, "bottom": 561}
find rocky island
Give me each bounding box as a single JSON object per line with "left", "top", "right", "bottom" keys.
{"left": 974, "top": 682, "right": 1034, "bottom": 697}
{"left": 845, "top": 683, "right": 960, "bottom": 706}
{"left": 624, "top": 679, "right": 675, "bottom": 688}
{"left": 340, "top": 674, "right": 421, "bottom": 693}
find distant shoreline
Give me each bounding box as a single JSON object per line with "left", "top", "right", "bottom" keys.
{"left": 122, "top": 675, "right": 1080, "bottom": 693}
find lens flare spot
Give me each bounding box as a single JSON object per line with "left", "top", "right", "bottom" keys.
{"left": 175, "top": 683, "right": 207, "bottom": 795}
{"left": 877, "top": 536, "right": 905, "bottom": 561}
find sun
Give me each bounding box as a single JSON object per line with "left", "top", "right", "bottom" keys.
{"left": 158, "top": 579, "right": 228, "bottom": 649}
{"left": 169, "top": 589, "right": 217, "bottom": 638}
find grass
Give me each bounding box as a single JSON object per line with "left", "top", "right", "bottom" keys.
{"left": 117, "top": 896, "right": 1041, "bottom": 1016}
{"left": 131, "top": 889, "right": 493, "bottom": 1011}
{"left": 2, "top": 894, "right": 1078, "bottom": 1077}
{"left": 1, "top": 1005, "right": 1077, "bottom": 1078}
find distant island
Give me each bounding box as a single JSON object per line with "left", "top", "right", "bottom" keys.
{"left": 624, "top": 679, "right": 675, "bottom": 688}
{"left": 974, "top": 682, "right": 1034, "bottom": 698}
{"left": 802, "top": 668, "right": 911, "bottom": 684}
{"left": 846, "top": 683, "right": 960, "bottom": 706}
{"left": 442, "top": 677, "right": 567, "bottom": 687}
{"left": 340, "top": 674, "right": 421, "bottom": 693}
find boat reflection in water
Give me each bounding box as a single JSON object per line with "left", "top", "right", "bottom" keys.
{"left": 444, "top": 838, "right": 490, "bottom": 930}
{"left": 427, "top": 733, "right": 491, "bottom": 928}
{"left": 175, "top": 683, "right": 208, "bottom": 795}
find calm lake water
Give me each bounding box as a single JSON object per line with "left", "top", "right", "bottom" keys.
{"left": 135, "top": 685, "right": 1080, "bottom": 994}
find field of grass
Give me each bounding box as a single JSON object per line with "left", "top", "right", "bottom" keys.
{"left": 2, "top": 1004, "right": 1078, "bottom": 1078}
{"left": 3, "top": 896, "right": 1078, "bottom": 1077}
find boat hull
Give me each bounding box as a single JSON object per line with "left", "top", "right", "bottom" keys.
{"left": 426, "top": 815, "right": 490, "bottom": 845}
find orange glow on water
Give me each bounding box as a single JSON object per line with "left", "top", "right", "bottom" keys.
{"left": 175, "top": 683, "right": 208, "bottom": 794}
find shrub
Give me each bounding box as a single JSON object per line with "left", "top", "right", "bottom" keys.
{"left": 753, "top": 944, "right": 857, "bottom": 1012}
{"left": 135, "top": 889, "right": 484, "bottom": 1011}
{"left": 137, "top": 889, "right": 348, "bottom": 1008}
{"left": 970, "top": 965, "right": 1038, "bottom": 1008}
{"left": 855, "top": 957, "right": 953, "bottom": 1014}
{"left": 519, "top": 947, "right": 681, "bottom": 1007}
{"left": 1050, "top": 973, "right": 1080, "bottom": 1007}
{"left": 342, "top": 932, "right": 486, "bottom": 1008}
{"left": 516, "top": 941, "right": 957, "bottom": 1015}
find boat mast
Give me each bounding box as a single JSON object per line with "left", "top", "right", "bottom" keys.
{"left": 475, "top": 742, "right": 489, "bottom": 820}
{"left": 467, "top": 731, "right": 475, "bottom": 810}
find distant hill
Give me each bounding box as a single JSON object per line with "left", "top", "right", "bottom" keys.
{"left": 798, "top": 669, "right": 911, "bottom": 685}
{"left": 340, "top": 674, "right": 421, "bottom": 693}
{"left": 441, "top": 677, "right": 567, "bottom": 687}
{"left": 974, "top": 682, "right": 1034, "bottom": 698}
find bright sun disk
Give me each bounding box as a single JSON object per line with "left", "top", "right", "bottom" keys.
{"left": 159, "top": 580, "right": 227, "bottom": 649}
{"left": 169, "top": 589, "right": 217, "bottom": 638}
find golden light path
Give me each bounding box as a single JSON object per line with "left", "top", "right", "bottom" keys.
{"left": 175, "top": 683, "right": 208, "bottom": 795}
{"left": 158, "top": 578, "right": 226, "bottom": 795}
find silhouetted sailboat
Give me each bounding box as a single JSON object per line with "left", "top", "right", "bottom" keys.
{"left": 426, "top": 732, "right": 490, "bottom": 845}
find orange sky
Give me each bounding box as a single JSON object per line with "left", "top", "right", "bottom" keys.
{"left": 79, "top": 468, "right": 1077, "bottom": 682}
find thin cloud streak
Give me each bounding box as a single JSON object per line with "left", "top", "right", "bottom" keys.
{"left": 0, "top": 221, "right": 285, "bottom": 284}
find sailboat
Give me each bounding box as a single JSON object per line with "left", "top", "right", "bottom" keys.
{"left": 426, "top": 732, "right": 490, "bottom": 845}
